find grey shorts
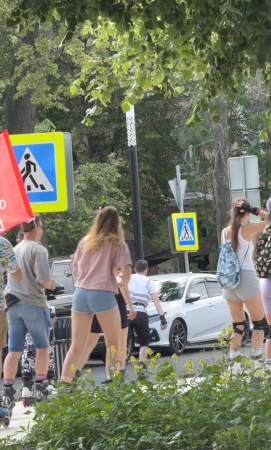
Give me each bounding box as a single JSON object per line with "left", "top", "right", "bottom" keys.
{"left": 72, "top": 288, "right": 117, "bottom": 314}
{"left": 222, "top": 270, "right": 260, "bottom": 302}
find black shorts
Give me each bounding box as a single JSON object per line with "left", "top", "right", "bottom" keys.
{"left": 128, "top": 311, "right": 149, "bottom": 348}
{"left": 90, "top": 291, "right": 128, "bottom": 333}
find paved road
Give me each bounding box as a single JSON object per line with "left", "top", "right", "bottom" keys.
{"left": 82, "top": 344, "right": 224, "bottom": 384}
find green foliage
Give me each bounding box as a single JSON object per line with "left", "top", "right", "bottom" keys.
{"left": 3, "top": 351, "right": 271, "bottom": 450}
{"left": 44, "top": 155, "right": 128, "bottom": 256}
{"left": 11, "top": 0, "right": 271, "bottom": 130}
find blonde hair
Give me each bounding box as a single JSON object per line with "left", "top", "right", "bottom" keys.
{"left": 83, "top": 206, "right": 124, "bottom": 254}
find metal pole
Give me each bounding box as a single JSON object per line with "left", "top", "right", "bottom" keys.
{"left": 176, "top": 165, "right": 189, "bottom": 273}
{"left": 126, "top": 106, "right": 144, "bottom": 262}
{"left": 240, "top": 156, "right": 246, "bottom": 199}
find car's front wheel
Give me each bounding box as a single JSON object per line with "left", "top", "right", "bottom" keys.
{"left": 168, "top": 319, "right": 187, "bottom": 355}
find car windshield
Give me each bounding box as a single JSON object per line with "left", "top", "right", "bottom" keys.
{"left": 152, "top": 280, "right": 187, "bottom": 303}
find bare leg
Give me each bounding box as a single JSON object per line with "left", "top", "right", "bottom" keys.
{"left": 226, "top": 301, "right": 245, "bottom": 351}
{"left": 139, "top": 347, "right": 148, "bottom": 362}
{"left": 0, "top": 348, "right": 2, "bottom": 378}
{"left": 244, "top": 293, "right": 265, "bottom": 349}
{"left": 35, "top": 348, "right": 49, "bottom": 375}
{"left": 61, "top": 312, "right": 93, "bottom": 382}
{"left": 265, "top": 313, "right": 271, "bottom": 359}
{"left": 4, "top": 352, "right": 22, "bottom": 379}
{"left": 97, "top": 307, "right": 121, "bottom": 377}
{"left": 77, "top": 333, "right": 99, "bottom": 371}
{"left": 120, "top": 327, "right": 128, "bottom": 371}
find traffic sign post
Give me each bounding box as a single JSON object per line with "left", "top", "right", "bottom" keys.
{"left": 172, "top": 213, "right": 199, "bottom": 252}
{"left": 228, "top": 156, "right": 260, "bottom": 223}
{"left": 10, "top": 132, "right": 74, "bottom": 213}
{"left": 168, "top": 165, "right": 195, "bottom": 273}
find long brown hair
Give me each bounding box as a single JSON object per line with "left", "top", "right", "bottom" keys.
{"left": 83, "top": 206, "right": 124, "bottom": 254}
{"left": 229, "top": 198, "right": 248, "bottom": 252}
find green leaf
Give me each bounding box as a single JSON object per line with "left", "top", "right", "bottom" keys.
{"left": 121, "top": 101, "right": 131, "bottom": 113}
{"left": 228, "top": 92, "right": 236, "bottom": 101}
{"left": 6, "top": 19, "right": 17, "bottom": 27}
{"left": 91, "top": 90, "right": 101, "bottom": 98}
{"left": 70, "top": 85, "right": 77, "bottom": 95}
{"left": 122, "top": 62, "right": 129, "bottom": 73}
{"left": 108, "top": 74, "right": 116, "bottom": 84}
{"left": 156, "top": 364, "right": 174, "bottom": 380}
{"left": 212, "top": 115, "right": 220, "bottom": 123}
{"left": 65, "top": 31, "right": 74, "bottom": 41}
{"left": 259, "top": 129, "right": 268, "bottom": 142}
{"left": 101, "top": 91, "right": 111, "bottom": 103}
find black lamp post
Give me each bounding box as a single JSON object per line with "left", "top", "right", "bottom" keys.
{"left": 126, "top": 106, "right": 144, "bottom": 262}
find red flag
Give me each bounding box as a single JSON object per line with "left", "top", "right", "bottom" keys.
{"left": 0, "top": 130, "right": 34, "bottom": 235}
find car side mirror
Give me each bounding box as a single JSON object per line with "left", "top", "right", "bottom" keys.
{"left": 52, "top": 284, "right": 65, "bottom": 296}
{"left": 64, "top": 270, "right": 72, "bottom": 278}
{"left": 186, "top": 293, "right": 201, "bottom": 303}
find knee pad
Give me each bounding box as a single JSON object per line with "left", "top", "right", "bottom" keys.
{"left": 232, "top": 320, "right": 247, "bottom": 335}
{"left": 267, "top": 325, "right": 271, "bottom": 339}
{"left": 252, "top": 317, "right": 266, "bottom": 331}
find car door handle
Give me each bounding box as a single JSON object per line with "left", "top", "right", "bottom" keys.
{"left": 208, "top": 303, "right": 214, "bottom": 307}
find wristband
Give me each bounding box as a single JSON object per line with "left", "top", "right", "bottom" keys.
{"left": 240, "top": 202, "right": 260, "bottom": 216}
{"left": 160, "top": 315, "right": 167, "bottom": 325}
{"left": 268, "top": 212, "right": 271, "bottom": 222}
{"left": 251, "top": 207, "right": 260, "bottom": 216}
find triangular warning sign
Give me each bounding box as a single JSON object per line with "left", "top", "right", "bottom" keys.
{"left": 18, "top": 148, "right": 54, "bottom": 193}
{"left": 179, "top": 220, "right": 194, "bottom": 241}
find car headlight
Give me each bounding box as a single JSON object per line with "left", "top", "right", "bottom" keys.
{"left": 148, "top": 314, "right": 160, "bottom": 324}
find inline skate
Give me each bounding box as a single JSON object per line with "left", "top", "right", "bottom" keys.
{"left": 21, "top": 378, "right": 35, "bottom": 407}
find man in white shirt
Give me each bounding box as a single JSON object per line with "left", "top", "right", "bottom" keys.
{"left": 128, "top": 260, "right": 167, "bottom": 365}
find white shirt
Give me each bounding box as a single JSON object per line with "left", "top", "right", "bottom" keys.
{"left": 223, "top": 226, "right": 254, "bottom": 271}
{"left": 128, "top": 274, "right": 156, "bottom": 313}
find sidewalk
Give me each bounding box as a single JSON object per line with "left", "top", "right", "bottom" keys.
{"left": 1, "top": 401, "right": 35, "bottom": 439}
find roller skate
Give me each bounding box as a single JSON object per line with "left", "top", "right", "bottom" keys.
{"left": 47, "top": 379, "right": 56, "bottom": 397}
{"left": 34, "top": 379, "right": 49, "bottom": 403}
{"left": 2, "top": 385, "right": 16, "bottom": 410}
{"left": 21, "top": 378, "right": 35, "bottom": 407}
{"left": 0, "top": 397, "right": 10, "bottom": 428}
{"left": 1, "top": 385, "right": 16, "bottom": 422}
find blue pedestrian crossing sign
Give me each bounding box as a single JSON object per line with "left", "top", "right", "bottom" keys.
{"left": 172, "top": 213, "right": 198, "bottom": 252}
{"left": 10, "top": 133, "right": 69, "bottom": 213}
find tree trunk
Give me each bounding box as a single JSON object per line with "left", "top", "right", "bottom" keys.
{"left": 5, "top": 25, "right": 49, "bottom": 250}
{"left": 213, "top": 94, "right": 231, "bottom": 247}
{"left": 5, "top": 25, "right": 39, "bottom": 134}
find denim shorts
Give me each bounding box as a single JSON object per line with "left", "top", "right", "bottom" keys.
{"left": 72, "top": 288, "right": 117, "bottom": 314}
{"left": 7, "top": 302, "right": 49, "bottom": 352}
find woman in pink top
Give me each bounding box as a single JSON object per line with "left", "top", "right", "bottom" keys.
{"left": 61, "top": 207, "right": 133, "bottom": 383}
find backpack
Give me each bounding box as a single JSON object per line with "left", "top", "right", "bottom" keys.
{"left": 254, "top": 225, "right": 271, "bottom": 278}
{"left": 217, "top": 229, "right": 249, "bottom": 290}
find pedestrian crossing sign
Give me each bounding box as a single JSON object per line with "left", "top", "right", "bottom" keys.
{"left": 10, "top": 133, "right": 68, "bottom": 213}
{"left": 172, "top": 213, "right": 198, "bottom": 252}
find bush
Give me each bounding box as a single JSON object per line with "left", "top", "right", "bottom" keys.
{"left": 3, "top": 344, "right": 271, "bottom": 450}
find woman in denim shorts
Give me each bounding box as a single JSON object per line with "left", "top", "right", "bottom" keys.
{"left": 61, "top": 207, "right": 136, "bottom": 383}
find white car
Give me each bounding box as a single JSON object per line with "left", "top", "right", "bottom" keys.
{"left": 140, "top": 273, "right": 250, "bottom": 355}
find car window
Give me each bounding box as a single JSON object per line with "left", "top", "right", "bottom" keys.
{"left": 51, "top": 263, "right": 74, "bottom": 294}
{"left": 153, "top": 280, "right": 187, "bottom": 302}
{"left": 189, "top": 281, "right": 208, "bottom": 300}
{"left": 206, "top": 280, "right": 222, "bottom": 297}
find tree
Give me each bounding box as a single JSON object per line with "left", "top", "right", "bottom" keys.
{"left": 43, "top": 155, "right": 128, "bottom": 256}
{"left": 10, "top": 1, "right": 271, "bottom": 128}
